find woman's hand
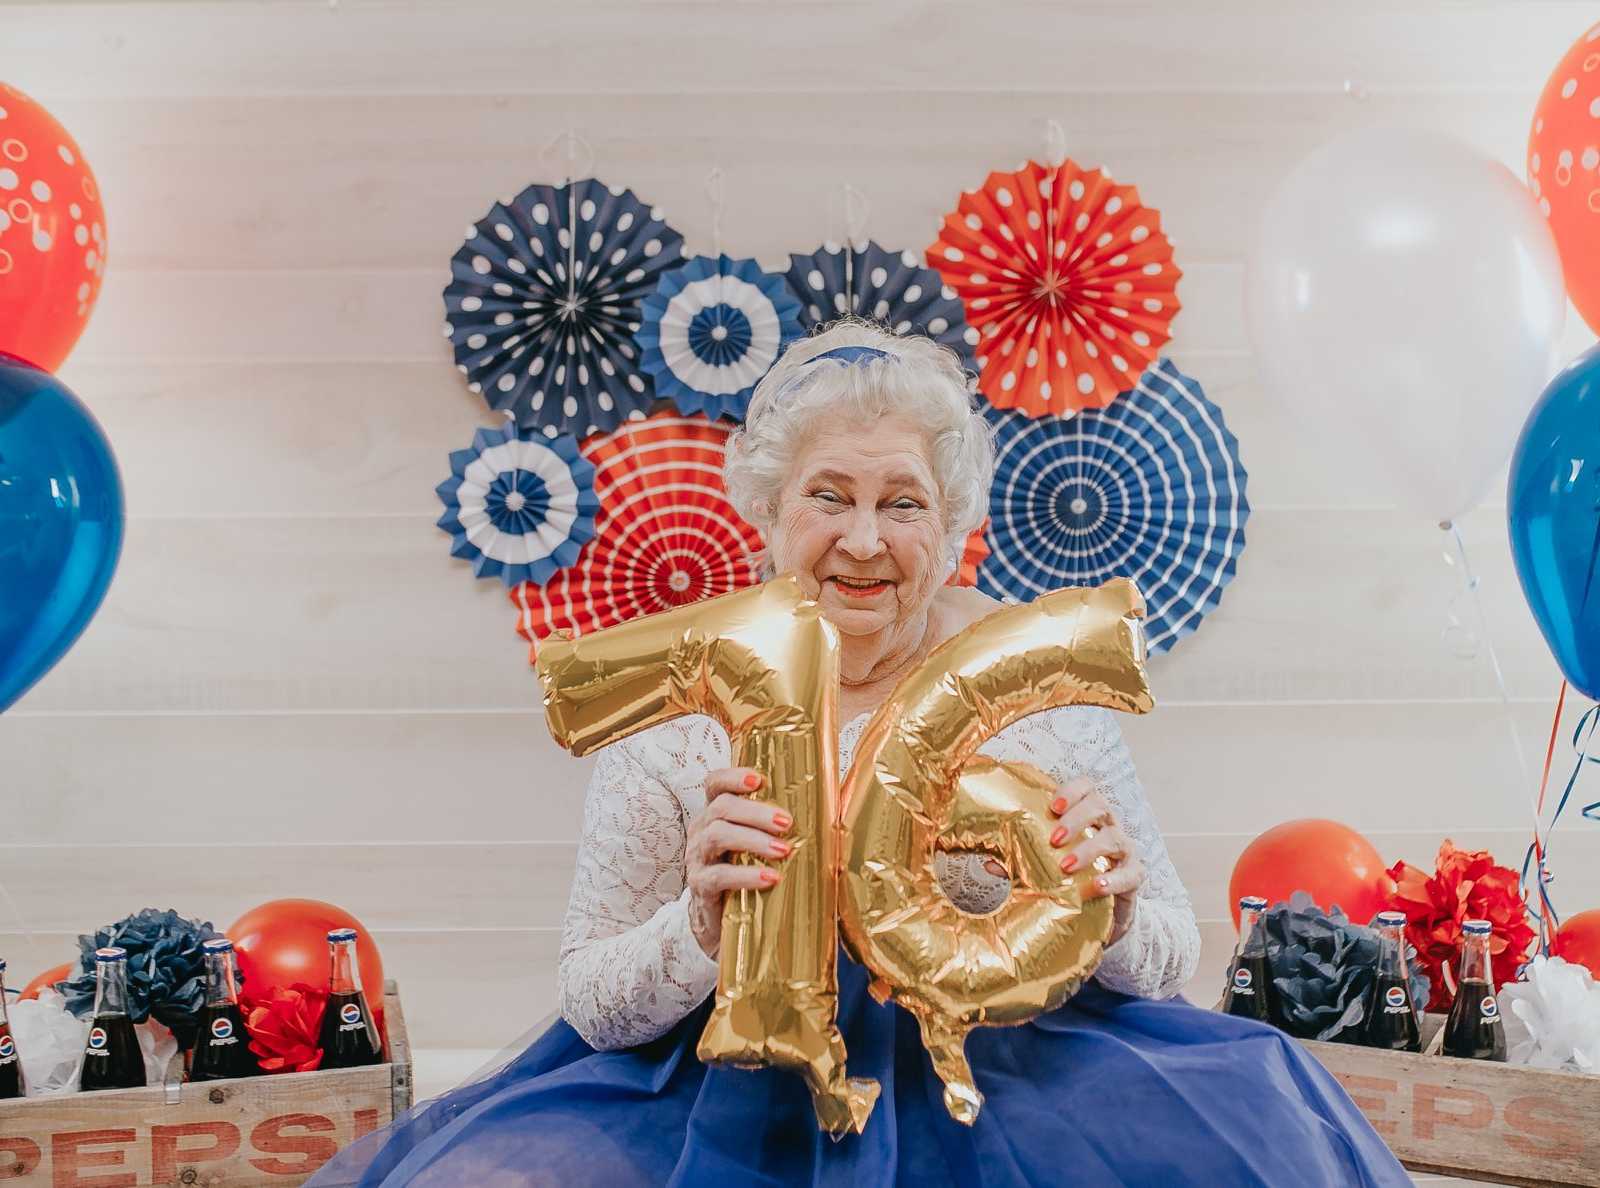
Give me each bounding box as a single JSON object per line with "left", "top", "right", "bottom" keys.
{"left": 1049, "top": 776, "right": 1145, "bottom": 945}
{"left": 686, "top": 767, "right": 793, "bottom": 958}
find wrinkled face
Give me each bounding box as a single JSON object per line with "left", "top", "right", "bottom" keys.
{"left": 768, "top": 415, "right": 947, "bottom": 638}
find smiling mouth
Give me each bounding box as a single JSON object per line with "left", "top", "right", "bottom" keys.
{"left": 828, "top": 576, "right": 893, "bottom": 598}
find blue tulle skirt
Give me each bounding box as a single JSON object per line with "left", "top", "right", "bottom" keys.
{"left": 309, "top": 955, "right": 1408, "bottom": 1187}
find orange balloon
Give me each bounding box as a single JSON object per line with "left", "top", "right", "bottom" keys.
{"left": 1228, "top": 819, "right": 1393, "bottom": 931}
{"left": 0, "top": 82, "right": 109, "bottom": 371}
{"left": 17, "top": 960, "right": 74, "bottom": 1001}
{"left": 228, "top": 899, "right": 385, "bottom": 1034}
{"left": 1529, "top": 22, "right": 1600, "bottom": 335}
{"left": 1552, "top": 908, "right": 1600, "bottom": 977}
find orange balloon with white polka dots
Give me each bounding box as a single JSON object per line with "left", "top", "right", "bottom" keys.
{"left": 0, "top": 83, "right": 107, "bottom": 372}
{"left": 1529, "top": 22, "right": 1600, "bottom": 337}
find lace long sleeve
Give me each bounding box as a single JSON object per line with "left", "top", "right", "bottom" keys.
{"left": 556, "top": 721, "right": 723, "bottom": 1050}
{"left": 977, "top": 706, "right": 1201, "bottom": 1000}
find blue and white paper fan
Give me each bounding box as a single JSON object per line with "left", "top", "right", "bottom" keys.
{"left": 979, "top": 358, "right": 1248, "bottom": 653}
{"left": 443, "top": 179, "right": 686, "bottom": 439}
{"left": 784, "top": 240, "right": 979, "bottom": 371}
{"left": 636, "top": 253, "right": 804, "bottom": 421}
{"left": 435, "top": 423, "right": 599, "bottom": 587}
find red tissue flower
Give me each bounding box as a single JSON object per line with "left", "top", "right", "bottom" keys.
{"left": 1383, "top": 840, "right": 1535, "bottom": 1012}
{"left": 242, "top": 983, "right": 327, "bottom": 1074}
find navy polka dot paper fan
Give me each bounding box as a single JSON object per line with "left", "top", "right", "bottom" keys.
{"left": 784, "top": 240, "right": 979, "bottom": 371}
{"left": 443, "top": 178, "right": 687, "bottom": 440}
{"left": 978, "top": 358, "right": 1249, "bottom": 655}
{"left": 636, "top": 253, "right": 805, "bottom": 422}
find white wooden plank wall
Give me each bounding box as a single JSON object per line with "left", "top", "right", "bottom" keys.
{"left": 5, "top": 4, "right": 1600, "bottom": 1148}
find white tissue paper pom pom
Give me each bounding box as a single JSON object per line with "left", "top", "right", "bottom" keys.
{"left": 1497, "top": 956, "right": 1600, "bottom": 1072}
{"left": 10, "top": 988, "right": 88, "bottom": 1094}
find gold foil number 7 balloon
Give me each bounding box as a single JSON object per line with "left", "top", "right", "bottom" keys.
{"left": 536, "top": 575, "right": 1153, "bottom": 1135}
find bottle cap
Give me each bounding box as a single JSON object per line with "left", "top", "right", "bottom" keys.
{"left": 1238, "top": 895, "right": 1268, "bottom": 911}
{"left": 201, "top": 938, "right": 234, "bottom": 953}
{"left": 1375, "top": 911, "right": 1407, "bottom": 928}
{"left": 1461, "top": 919, "right": 1492, "bottom": 936}
{"left": 327, "top": 927, "right": 358, "bottom": 943}
{"left": 94, "top": 947, "right": 127, "bottom": 963}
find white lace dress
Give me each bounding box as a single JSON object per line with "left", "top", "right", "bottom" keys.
{"left": 557, "top": 705, "right": 1201, "bottom": 1051}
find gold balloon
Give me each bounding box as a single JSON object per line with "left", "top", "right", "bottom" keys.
{"left": 838, "top": 578, "right": 1154, "bottom": 1124}
{"left": 535, "top": 576, "right": 879, "bottom": 1136}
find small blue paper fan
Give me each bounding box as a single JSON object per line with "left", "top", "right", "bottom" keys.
{"left": 636, "top": 253, "right": 804, "bottom": 421}
{"left": 784, "top": 240, "right": 979, "bottom": 371}
{"left": 979, "top": 358, "right": 1249, "bottom": 654}
{"left": 435, "top": 423, "right": 599, "bottom": 586}
{"left": 443, "top": 179, "right": 687, "bottom": 440}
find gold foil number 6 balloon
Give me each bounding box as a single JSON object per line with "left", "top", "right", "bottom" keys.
{"left": 536, "top": 576, "right": 1153, "bottom": 1135}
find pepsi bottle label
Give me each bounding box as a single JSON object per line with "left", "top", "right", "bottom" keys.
{"left": 79, "top": 1015, "right": 145, "bottom": 1090}
{"left": 1382, "top": 985, "right": 1408, "bottom": 1013}
{"left": 1442, "top": 978, "right": 1506, "bottom": 1062}
{"left": 0, "top": 1026, "right": 20, "bottom": 1099}
{"left": 190, "top": 1003, "right": 260, "bottom": 1081}
{"left": 319, "top": 991, "right": 383, "bottom": 1068}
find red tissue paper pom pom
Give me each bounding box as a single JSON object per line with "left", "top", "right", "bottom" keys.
{"left": 242, "top": 983, "right": 327, "bottom": 1074}
{"left": 1384, "top": 840, "right": 1535, "bottom": 1012}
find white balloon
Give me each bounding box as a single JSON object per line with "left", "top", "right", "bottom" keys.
{"left": 1245, "top": 127, "right": 1566, "bottom": 523}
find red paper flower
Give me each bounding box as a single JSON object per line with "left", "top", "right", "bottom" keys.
{"left": 1384, "top": 840, "right": 1536, "bottom": 1012}
{"left": 242, "top": 983, "right": 327, "bottom": 1074}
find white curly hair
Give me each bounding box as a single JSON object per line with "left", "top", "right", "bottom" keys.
{"left": 723, "top": 317, "right": 994, "bottom": 580}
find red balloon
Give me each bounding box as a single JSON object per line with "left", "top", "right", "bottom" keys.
{"left": 0, "top": 83, "right": 109, "bottom": 371}
{"left": 228, "top": 899, "right": 385, "bottom": 1033}
{"left": 1552, "top": 908, "right": 1600, "bottom": 977}
{"left": 1529, "top": 23, "right": 1600, "bottom": 337}
{"left": 17, "top": 960, "right": 74, "bottom": 1001}
{"left": 1228, "top": 819, "right": 1393, "bottom": 931}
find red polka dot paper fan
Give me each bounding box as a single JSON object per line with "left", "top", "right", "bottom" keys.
{"left": 947, "top": 521, "right": 990, "bottom": 587}
{"left": 927, "top": 158, "right": 1181, "bottom": 416}
{"left": 510, "top": 410, "right": 763, "bottom": 652}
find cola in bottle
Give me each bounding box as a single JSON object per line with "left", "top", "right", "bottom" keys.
{"left": 1363, "top": 911, "right": 1421, "bottom": 1053}
{"left": 79, "top": 947, "right": 146, "bottom": 1091}
{"left": 1222, "top": 895, "right": 1277, "bottom": 1024}
{"left": 317, "top": 928, "right": 383, "bottom": 1068}
{"left": 189, "top": 938, "right": 261, "bottom": 1081}
{"left": 0, "top": 959, "right": 24, "bottom": 1099}
{"left": 1441, "top": 918, "right": 1506, "bottom": 1062}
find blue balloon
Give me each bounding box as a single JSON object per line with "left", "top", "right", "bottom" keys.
{"left": 1509, "top": 344, "right": 1600, "bottom": 699}
{"left": 0, "top": 353, "right": 124, "bottom": 712}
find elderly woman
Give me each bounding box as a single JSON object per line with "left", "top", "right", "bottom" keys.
{"left": 315, "top": 322, "right": 1407, "bottom": 1187}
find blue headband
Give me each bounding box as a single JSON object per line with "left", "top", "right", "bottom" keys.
{"left": 809, "top": 345, "right": 892, "bottom": 366}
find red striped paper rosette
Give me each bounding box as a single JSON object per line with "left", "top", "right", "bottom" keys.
{"left": 510, "top": 410, "right": 764, "bottom": 653}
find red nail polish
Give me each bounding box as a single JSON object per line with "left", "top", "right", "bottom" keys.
{"left": 1049, "top": 826, "right": 1067, "bottom": 847}
{"left": 772, "top": 812, "right": 793, "bottom": 831}
{"left": 1060, "top": 853, "right": 1078, "bottom": 873}
{"left": 744, "top": 773, "right": 762, "bottom": 790}
{"left": 759, "top": 868, "right": 780, "bottom": 886}
{"left": 771, "top": 840, "right": 792, "bottom": 858}
{"left": 1050, "top": 797, "right": 1067, "bottom": 815}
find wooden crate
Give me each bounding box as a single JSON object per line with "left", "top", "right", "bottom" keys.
{"left": 0, "top": 982, "right": 411, "bottom": 1187}
{"left": 1300, "top": 1014, "right": 1600, "bottom": 1187}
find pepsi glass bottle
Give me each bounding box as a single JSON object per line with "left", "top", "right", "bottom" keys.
{"left": 0, "top": 959, "right": 24, "bottom": 1099}
{"left": 1442, "top": 918, "right": 1506, "bottom": 1062}
{"left": 1222, "top": 896, "right": 1277, "bottom": 1024}
{"left": 79, "top": 947, "right": 145, "bottom": 1090}
{"left": 1364, "top": 912, "right": 1421, "bottom": 1052}
{"left": 317, "top": 928, "right": 383, "bottom": 1068}
{"left": 189, "top": 938, "right": 260, "bottom": 1081}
